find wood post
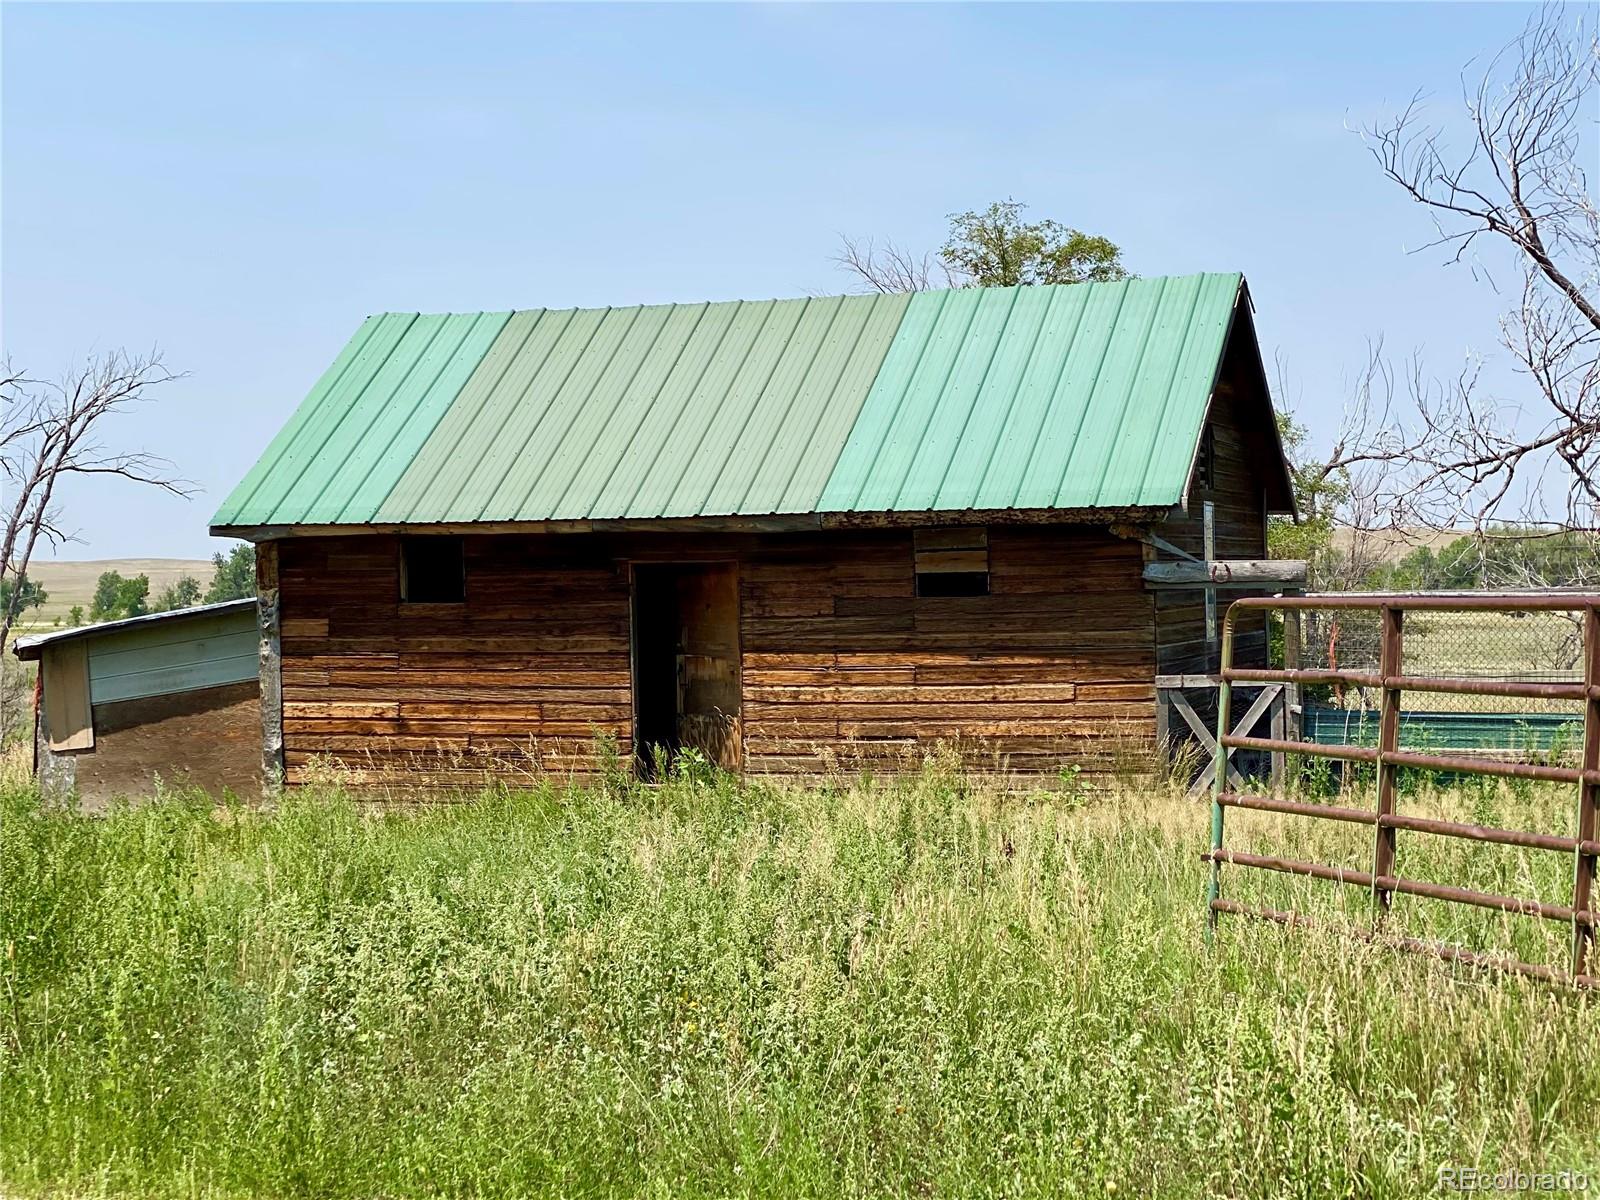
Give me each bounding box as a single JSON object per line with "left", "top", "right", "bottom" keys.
{"left": 1141, "top": 560, "right": 1311, "bottom": 587}
{"left": 1155, "top": 686, "right": 1171, "bottom": 761}
{"left": 1269, "top": 692, "right": 1286, "bottom": 791}
{"left": 256, "top": 541, "right": 284, "bottom": 794}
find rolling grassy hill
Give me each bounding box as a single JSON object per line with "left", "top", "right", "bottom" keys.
{"left": 15, "top": 559, "right": 215, "bottom": 629}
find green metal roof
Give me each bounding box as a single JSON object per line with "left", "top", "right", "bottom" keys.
{"left": 212, "top": 272, "right": 1273, "bottom": 532}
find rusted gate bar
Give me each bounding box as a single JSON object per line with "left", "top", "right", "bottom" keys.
{"left": 1221, "top": 791, "right": 1600, "bottom": 854}
{"left": 1227, "top": 666, "right": 1588, "bottom": 701}
{"left": 1206, "top": 591, "right": 1600, "bottom": 987}
{"left": 1576, "top": 608, "right": 1600, "bottom": 977}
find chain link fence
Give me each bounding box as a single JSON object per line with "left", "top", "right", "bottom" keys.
{"left": 1283, "top": 604, "right": 1587, "bottom": 767}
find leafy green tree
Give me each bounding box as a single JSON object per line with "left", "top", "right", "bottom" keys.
{"left": 0, "top": 574, "right": 48, "bottom": 617}
{"left": 1366, "top": 538, "right": 1483, "bottom": 591}
{"left": 1267, "top": 411, "right": 1353, "bottom": 588}
{"left": 204, "top": 545, "right": 256, "bottom": 603}
{"left": 152, "top": 575, "right": 203, "bottom": 613}
{"left": 837, "top": 199, "right": 1128, "bottom": 293}
{"left": 67, "top": 605, "right": 84, "bottom": 627}
{"left": 89, "top": 572, "right": 123, "bottom": 622}
{"left": 89, "top": 571, "right": 150, "bottom": 622}
{"left": 940, "top": 200, "right": 1128, "bottom": 287}
{"left": 121, "top": 576, "right": 151, "bottom": 618}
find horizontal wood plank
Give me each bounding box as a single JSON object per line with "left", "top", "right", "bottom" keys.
{"left": 276, "top": 524, "right": 1164, "bottom": 787}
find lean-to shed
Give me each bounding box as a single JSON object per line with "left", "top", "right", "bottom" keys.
{"left": 12, "top": 600, "right": 261, "bottom": 804}
{"left": 211, "top": 273, "right": 1300, "bottom": 787}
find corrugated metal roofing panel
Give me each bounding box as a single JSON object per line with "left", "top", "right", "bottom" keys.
{"left": 11, "top": 599, "right": 258, "bottom": 659}
{"left": 658, "top": 297, "right": 810, "bottom": 517}
{"left": 386, "top": 294, "right": 904, "bottom": 524}
{"left": 379, "top": 309, "right": 564, "bottom": 522}
{"left": 605, "top": 299, "right": 783, "bottom": 518}
{"left": 912, "top": 284, "right": 1055, "bottom": 512}
{"left": 444, "top": 305, "right": 616, "bottom": 523}
{"left": 86, "top": 606, "right": 259, "bottom": 704}
{"left": 819, "top": 273, "right": 1240, "bottom": 514}
{"left": 211, "top": 272, "right": 1252, "bottom": 531}
{"left": 529, "top": 303, "right": 710, "bottom": 521}
{"left": 211, "top": 311, "right": 513, "bottom": 528}
{"left": 1127, "top": 273, "right": 1247, "bottom": 502}
{"left": 771, "top": 292, "right": 912, "bottom": 513}
{"left": 212, "top": 313, "right": 397, "bottom": 527}
{"left": 319, "top": 312, "right": 509, "bottom": 524}
{"left": 691, "top": 294, "right": 847, "bottom": 516}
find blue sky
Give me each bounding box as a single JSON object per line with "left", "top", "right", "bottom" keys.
{"left": 3, "top": 1, "right": 1541, "bottom": 559}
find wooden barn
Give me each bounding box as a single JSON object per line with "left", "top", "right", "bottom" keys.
{"left": 210, "top": 273, "right": 1299, "bottom": 789}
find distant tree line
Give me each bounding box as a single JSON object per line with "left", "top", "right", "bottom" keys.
{"left": 1363, "top": 532, "right": 1600, "bottom": 593}
{"left": 79, "top": 544, "right": 256, "bottom": 625}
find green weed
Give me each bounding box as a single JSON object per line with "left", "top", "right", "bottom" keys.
{"left": 1, "top": 766, "right": 1595, "bottom": 1198}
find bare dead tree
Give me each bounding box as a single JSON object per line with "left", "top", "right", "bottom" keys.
{"left": 1271, "top": 341, "right": 1432, "bottom": 587}
{"left": 1, "top": 350, "right": 191, "bottom": 654}
{"left": 833, "top": 234, "right": 948, "bottom": 294}
{"left": 1359, "top": 2, "right": 1600, "bottom": 536}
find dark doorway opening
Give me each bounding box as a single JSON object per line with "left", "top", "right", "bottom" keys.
{"left": 632, "top": 565, "right": 681, "bottom": 769}
{"left": 630, "top": 563, "right": 742, "bottom": 778}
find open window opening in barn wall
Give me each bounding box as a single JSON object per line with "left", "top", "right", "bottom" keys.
{"left": 630, "top": 562, "right": 742, "bottom": 778}
{"left": 400, "top": 536, "right": 465, "bottom": 603}
{"left": 914, "top": 527, "right": 990, "bottom": 597}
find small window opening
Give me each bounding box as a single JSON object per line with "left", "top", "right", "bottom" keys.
{"left": 400, "top": 536, "right": 465, "bottom": 603}
{"left": 916, "top": 571, "right": 989, "bottom": 597}
{"left": 1196, "top": 423, "right": 1216, "bottom": 492}
{"left": 913, "top": 526, "right": 990, "bottom": 597}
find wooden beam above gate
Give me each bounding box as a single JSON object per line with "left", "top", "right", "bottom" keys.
{"left": 1142, "top": 559, "right": 1308, "bottom": 589}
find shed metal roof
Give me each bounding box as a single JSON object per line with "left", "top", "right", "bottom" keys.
{"left": 212, "top": 272, "right": 1284, "bottom": 533}
{"left": 11, "top": 599, "right": 258, "bottom": 660}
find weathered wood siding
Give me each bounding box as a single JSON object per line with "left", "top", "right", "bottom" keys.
{"left": 275, "top": 526, "right": 1156, "bottom": 787}
{"left": 279, "top": 536, "right": 633, "bottom": 785}
{"left": 739, "top": 527, "right": 1154, "bottom": 779}
{"left": 1152, "top": 331, "right": 1278, "bottom": 675}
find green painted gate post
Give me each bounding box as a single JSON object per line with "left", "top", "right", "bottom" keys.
{"left": 1206, "top": 611, "right": 1235, "bottom": 943}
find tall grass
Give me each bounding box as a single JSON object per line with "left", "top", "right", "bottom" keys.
{"left": 2, "top": 755, "right": 1596, "bottom": 1198}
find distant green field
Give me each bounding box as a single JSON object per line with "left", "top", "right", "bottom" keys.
{"left": 1298, "top": 608, "right": 1585, "bottom": 715}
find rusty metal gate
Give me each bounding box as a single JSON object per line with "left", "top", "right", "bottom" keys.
{"left": 1206, "top": 592, "right": 1600, "bottom": 987}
